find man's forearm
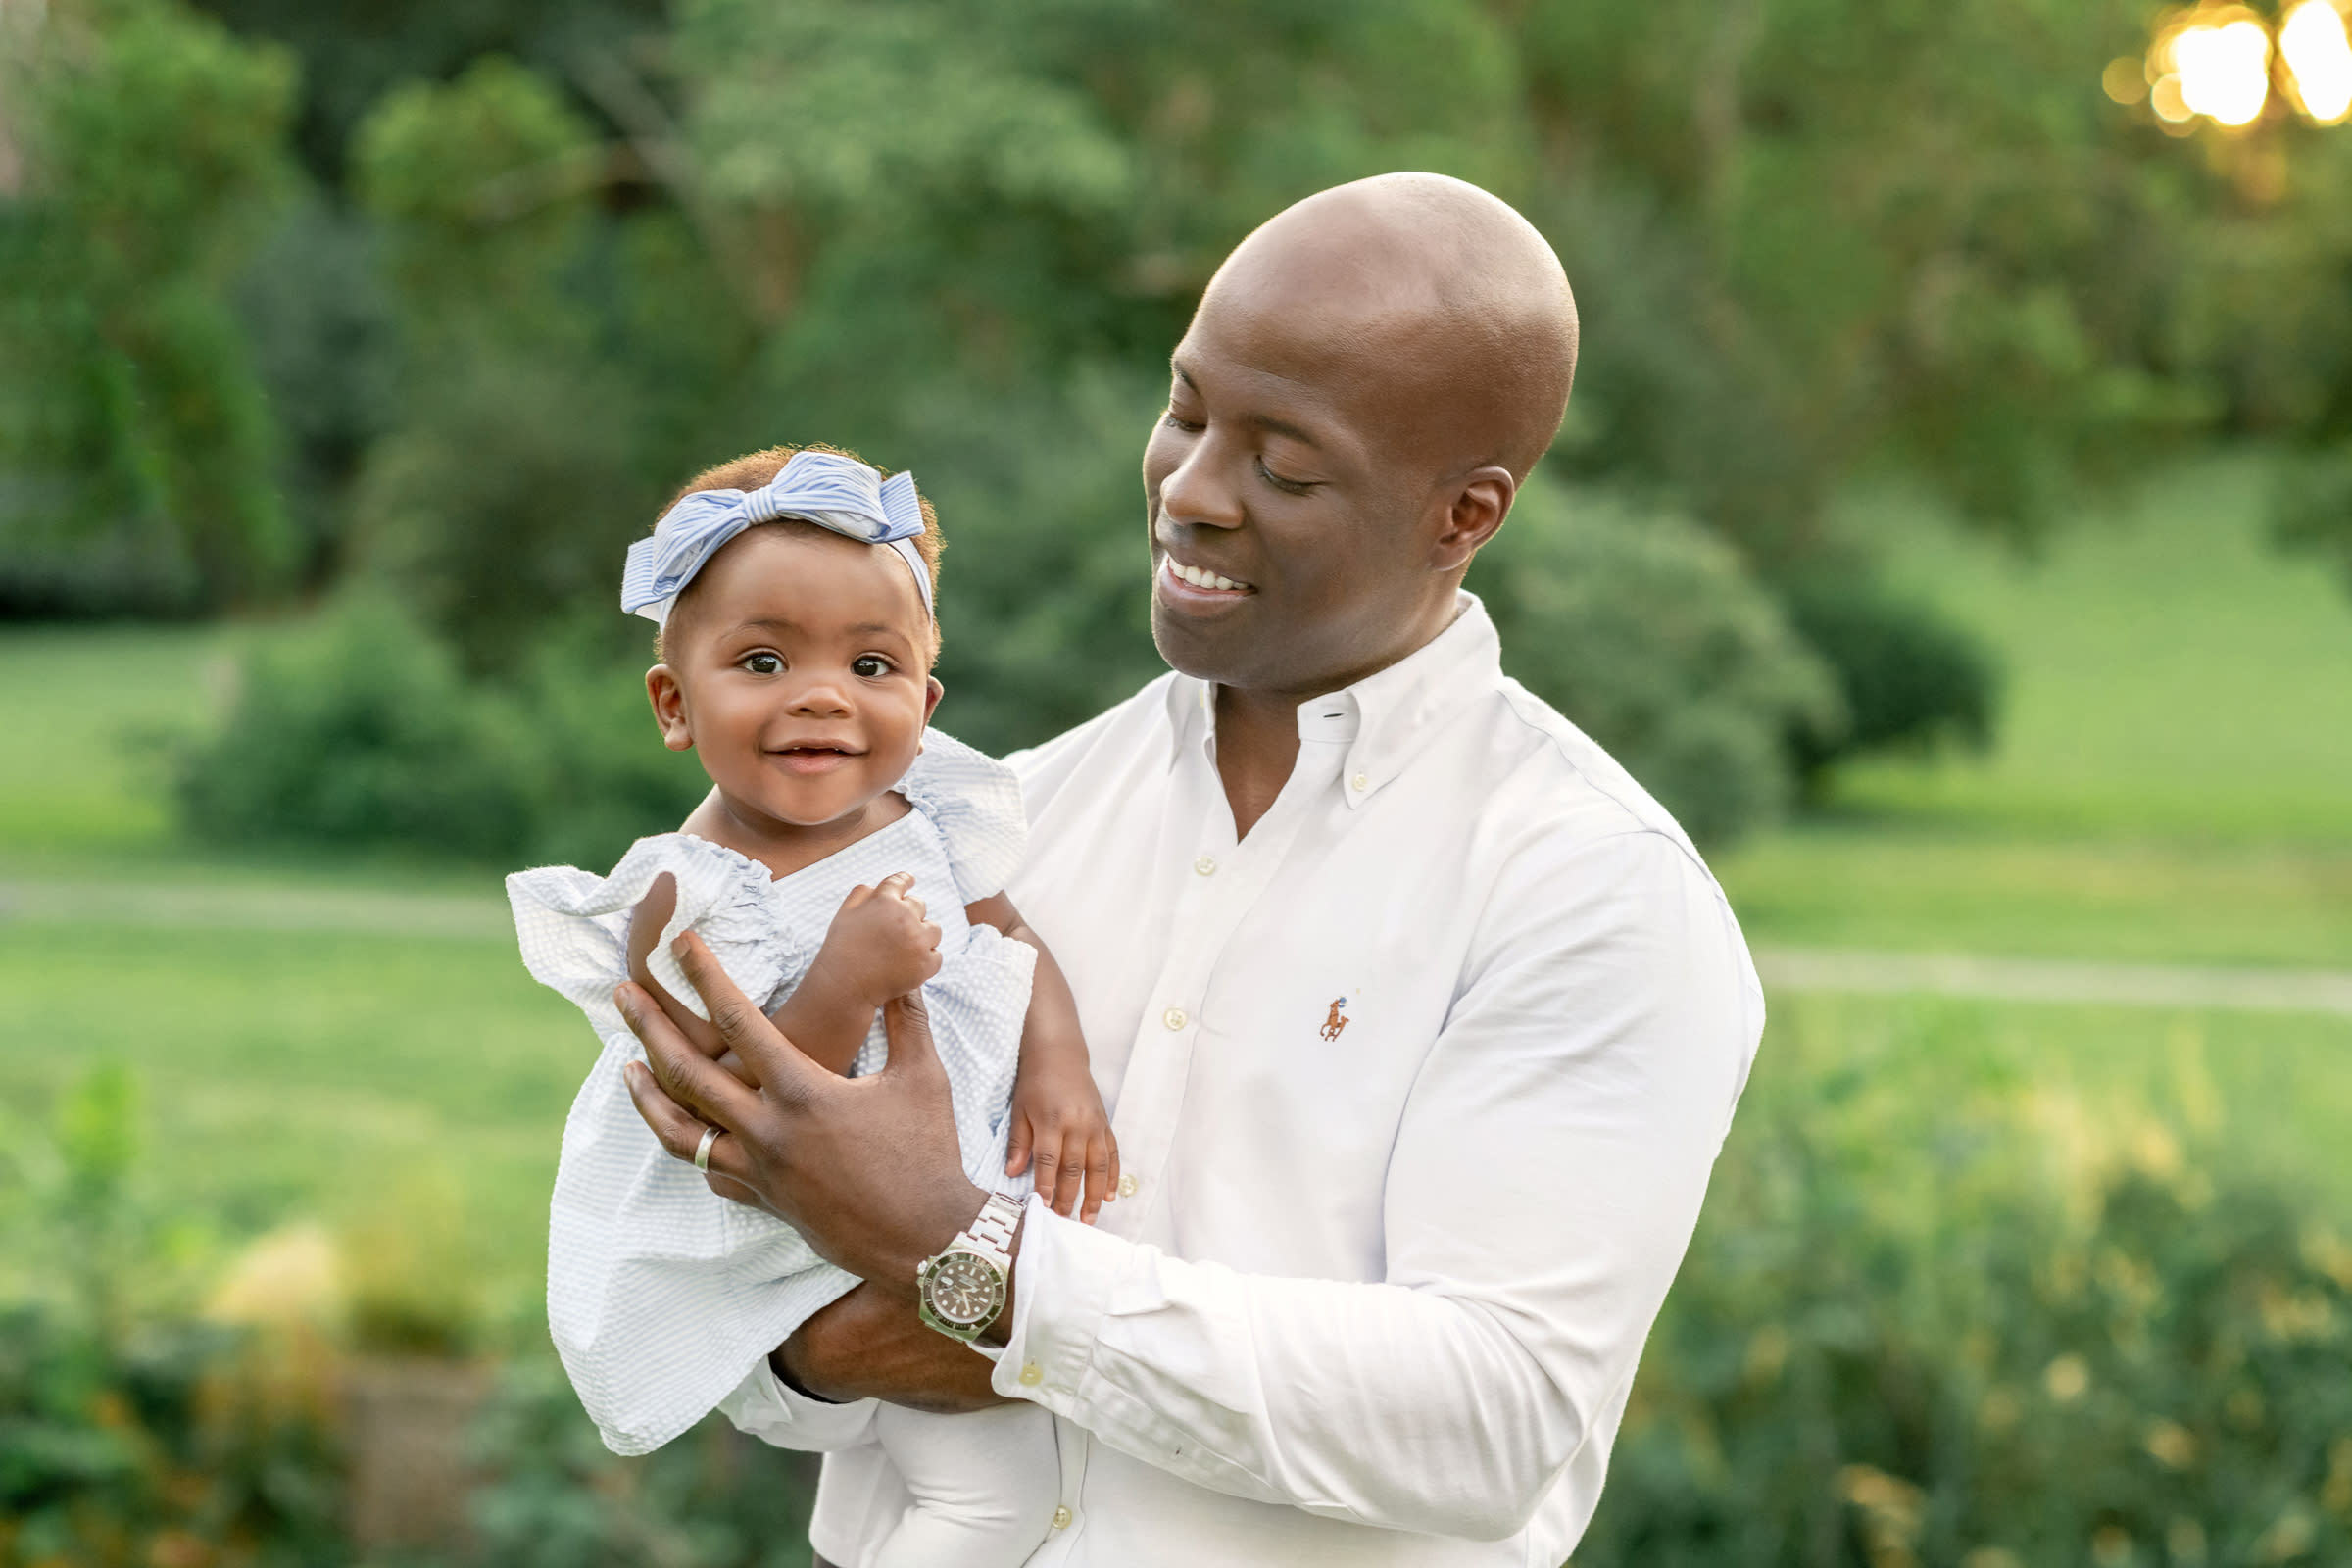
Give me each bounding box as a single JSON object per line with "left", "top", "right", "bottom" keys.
{"left": 772, "top": 1283, "right": 1009, "bottom": 1414}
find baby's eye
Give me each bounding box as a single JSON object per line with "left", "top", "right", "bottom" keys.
{"left": 852, "top": 654, "right": 894, "bottom": 679}
{"left": 743, "top": 652, "right": 783, "bottom": 676}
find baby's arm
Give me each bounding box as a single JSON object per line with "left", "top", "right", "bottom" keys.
{"left": 966, "top": 893, "right": 1119, "bottom": 1223}
{"left": 626, "top": 871, "right": 942, "bottom": 1079}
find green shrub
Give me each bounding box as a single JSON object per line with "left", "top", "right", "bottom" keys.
{"left": 1471, "top": 476, "right": 1844, "bottom": 847}
{"left": 1780, "top": 570, "right": 2001, "bottom": 792}
{"left": 1575, "top": 1036, "right": 2352, "bottom": 1568}
{"left": 173, "top": 600, "right": 709, "bottom": 867}
{"left": 175, "top": 598, "right": 537, "bottom": 858}
{"left": 509, "top": 621, "right": 713, "bottom": 870}
{"left": 466, "top": 1349, "right": 819, "bottom": 1568}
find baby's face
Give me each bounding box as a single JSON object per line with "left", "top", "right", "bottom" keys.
{"left": 654, "top": 525, "right": 940, "bottom": 831}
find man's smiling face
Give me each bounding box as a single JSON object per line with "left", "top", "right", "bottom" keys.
{"left": 1141, "top": 174, "right": 1577, "bottom": 703}
{"left": 650, "top": 524, "right": 941, "bottom": 832}
{"left": 1143, "top": 291, "right": 1445, "bottom": 700}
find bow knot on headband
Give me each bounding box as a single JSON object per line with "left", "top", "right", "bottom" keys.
{"left": 621, "top": 450, "right": 931, "bottom": 625}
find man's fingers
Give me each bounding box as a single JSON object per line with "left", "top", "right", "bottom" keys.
{"left": 621, "top": 1063, "right": 761, "bottom": 1201}
{"left": 621, "top": 1057, "right": 706, "bottom": 1158}
{"left": 877, "top": 990, "right": 948, "bottom": 1085}
{"left": 618, "top": 981, "right": 764, "bottom": 1133}
{"left": 668, "top": 931, "right": 829, "bottom": 1102}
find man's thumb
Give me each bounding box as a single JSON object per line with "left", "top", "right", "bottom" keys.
{"left": 879, "top": 990, "right": 945, "bottom": 1080}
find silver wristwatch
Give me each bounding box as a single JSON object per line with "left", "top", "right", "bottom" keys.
{"left": 916, "top": 1193, "right": 1022, "bottom": 1343}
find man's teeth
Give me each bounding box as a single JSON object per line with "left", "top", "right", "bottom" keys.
{"left": 1171, "top": 561, "right": 1244, "bottom": 591}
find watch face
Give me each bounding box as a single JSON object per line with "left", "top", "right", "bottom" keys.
{"left": 923, "top": 1250, "right": 1005, "bottom": 1328}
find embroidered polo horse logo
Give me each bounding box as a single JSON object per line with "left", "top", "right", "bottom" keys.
{"left": 1320, "top": 997, "right": 1349, "bottom": 1042}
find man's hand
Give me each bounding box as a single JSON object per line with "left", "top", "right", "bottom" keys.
{"left": 776, "top": 1284, "right": 1007, "bottom": 1414}
{"left": 615, "top": 929, "right": 986, "bottom": 1297}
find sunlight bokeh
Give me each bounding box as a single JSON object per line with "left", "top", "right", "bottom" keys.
{"left": 2281, "top": 0, "right": 2352, "bottom": 122}
{"left": 2170, "top": 15, "right": 2272, "bottom": 126}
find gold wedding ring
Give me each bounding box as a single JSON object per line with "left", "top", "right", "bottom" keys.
{"left": 692, "top": 1124, "right": 724, "bottom": 1174}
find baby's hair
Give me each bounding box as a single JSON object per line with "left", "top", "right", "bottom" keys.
{"left": 652, "top": 443, "right": 945, "bottom": 666}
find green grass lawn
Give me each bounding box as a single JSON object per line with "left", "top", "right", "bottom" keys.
{"left": 0, "top": 916, "right": 585, "bottom": 1318}
{"left": 1718, "top": 453, "right": 2352, "bottom": 966}
{"left": 3, "top": 451, "right": 2347, "bottom": 1319}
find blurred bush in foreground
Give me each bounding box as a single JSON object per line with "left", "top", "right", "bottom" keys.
{"left": 1576, "top": 1014, "right": 2352, "bottom": 1568}
{"left": 11, "top": 1042, "right": 2348, "bottom": 1564}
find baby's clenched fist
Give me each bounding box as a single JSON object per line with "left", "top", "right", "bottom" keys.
{"left": 813, "top": 872, "right": 944, "bottom": 1007}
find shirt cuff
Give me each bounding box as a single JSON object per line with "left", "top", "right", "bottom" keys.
{"left": 989, "top": 1192, "right": 1131, "bottom": 1412}
{"left": 715, "top": 1360, "right": 879, "bottom": 1452}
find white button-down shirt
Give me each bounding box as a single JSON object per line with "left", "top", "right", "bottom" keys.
{"left": 722, "top": 594, "right": 1764, "bottom": 1565}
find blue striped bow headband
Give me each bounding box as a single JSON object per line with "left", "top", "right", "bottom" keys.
{"left": 621, "top": 450, "right": 933, "bottom": 626}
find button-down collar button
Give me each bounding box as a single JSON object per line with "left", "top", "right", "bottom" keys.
{"left": 1162, "top": 1006, "right": 1188, "bottom": 1031}
{"left": 1116, "top": 1173, "right": 1139, "bottom": 1199}
{"left": 1193, "top": 855, "right": 1217, "bottom": 876}
{"left": 1018, "top": 1360, "right": 1044, "bottom": 1387}
{"left": 1053, "top": 1506, "right": 1074, "bottom": 1531}
{"left": 1350, "top": 772, "right": 1369, "bottom": 793}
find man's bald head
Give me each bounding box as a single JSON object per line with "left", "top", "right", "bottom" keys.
{"left": 1200, "top": 172, "right": 1578, "bottom": 482}
{"left": 1143, "top": 173, "right": 1579, "bottom": 700}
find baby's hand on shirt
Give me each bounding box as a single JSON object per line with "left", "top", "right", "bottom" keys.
{"left": 812, "top": 872, "right": 943, "bottom": 1008}
{"left": 1005, "top": 1059, "right": 1120, "bottom": 1224}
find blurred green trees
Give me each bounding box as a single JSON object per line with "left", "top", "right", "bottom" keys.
{"left": 17, "top": 0, "right": 2352, "bottom": 844}
{"left": 0, "top": 0, "right": 298, "bottom": 613}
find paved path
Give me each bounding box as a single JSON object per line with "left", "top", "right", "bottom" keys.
{"left": 6, "top": 878, "right": 2349, "bottom": 1019}
{"left": 1751, "top": 947, "right": 2352, "bottom": 1019}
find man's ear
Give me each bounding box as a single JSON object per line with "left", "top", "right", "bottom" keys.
{"left": 647, "top": 665, "right": 694, "bottom": 751}
{"left": 1431, "top": 466, "right": 1516, "bottom": 571}
{"left": 922, "top": 675, "right": 945, "bottom": 727}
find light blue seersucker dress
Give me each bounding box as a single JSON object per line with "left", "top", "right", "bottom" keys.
{"left": 507, "top": 730, "right": 1037, "bottom": 1455}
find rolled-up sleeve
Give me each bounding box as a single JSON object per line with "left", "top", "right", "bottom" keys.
{"left": 992, "top": 829, "right": 1761, "bottom": 1540}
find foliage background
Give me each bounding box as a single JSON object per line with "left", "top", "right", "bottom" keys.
{"left": 3, "top": 0, "right": 2351, "bottom": 1563}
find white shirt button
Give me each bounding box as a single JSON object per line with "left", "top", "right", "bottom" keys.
{"left": 1116, "top": 1173, "right": 1139, "bottom": 1199}
{"left": 1053, "top": 1506, "right": 1074, "bottom": 1531}
{"left": 1162, "top": 1006, "right": 1188, "bottom": 1031}
{"left": 1018, "top": 1360, "right": 1044, "bottom": 1386}
{"left": 1350, "top": 772, "right": 1369, "bottom": 792}
{"left": 1193, "top": 855, "right": 1217, "bottom": 876}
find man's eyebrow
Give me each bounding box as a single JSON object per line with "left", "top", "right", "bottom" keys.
{"left": 1240, "top": 412, "right": 1322, "bottom": 450}
{"left": 1169, "top": 361, "right": 1324, "bottom": 450}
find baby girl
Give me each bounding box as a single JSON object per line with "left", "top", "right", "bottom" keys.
{"left": 508, "top": 446, "right": 1115, "bottom": 1565}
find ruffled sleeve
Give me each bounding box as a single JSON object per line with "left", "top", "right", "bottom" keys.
{"left": 506, "top": 833, "right": 801, "bottom": 1033}
{"left": 896, "top": 727, "right": 1028, "bottom": 904}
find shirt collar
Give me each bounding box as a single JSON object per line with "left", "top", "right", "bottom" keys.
{"left": 1161, "top": 591, "right": 1503, "bottom": 808}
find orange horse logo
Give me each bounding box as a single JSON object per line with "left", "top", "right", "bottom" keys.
{"left": 1320, "top": 998, "right": 1349, "bottom": 1042}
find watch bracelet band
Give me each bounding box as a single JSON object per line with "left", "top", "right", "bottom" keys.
{"left": 963, "top": 1192, "right": 1023, "bottom": 1263}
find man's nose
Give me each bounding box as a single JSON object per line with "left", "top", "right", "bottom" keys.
{"left": 1156, "top": 433, "right": 1246, "bottom": 532}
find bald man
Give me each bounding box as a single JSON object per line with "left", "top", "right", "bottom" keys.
{"left": 615, "top": 173, "right": 1763, "bottom": 1567}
